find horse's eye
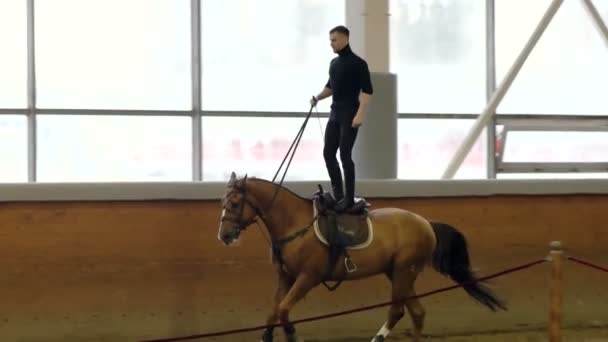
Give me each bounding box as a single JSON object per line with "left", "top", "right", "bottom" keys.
{"left": 231, "top": 202, "right": 238, "bottom": 209}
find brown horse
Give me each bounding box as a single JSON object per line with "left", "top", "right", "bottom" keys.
{"left": 217, "top": 172, "right": 506, "bottom": 342}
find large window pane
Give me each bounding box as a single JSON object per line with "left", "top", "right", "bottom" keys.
{"left": 35, "top": 0, "right": 191, "bottom": 110}
{"left": 496, "top": 0, "right": 608, "bottom": 114}
{"left": 0, "top": 116, "right": 27, "bottom": 182}
{"left": 201, "top": 0, "right": 344, "bottom": 112}
{"left": 500, "top": 130, "right": 608, "bottom": 163}
{"left": 0, "top": 1, "right": 26, "bottom": 107}
{"left": 202, "top": 117, "right": 329, "bottom": 181}
{"left": 398, "top": 119, "right": 486, "bottom": 179}
{"left": 37, "top": 116, "right": 191, "bottom": 182}
{"left": 390, "top": 0, "right": 486, "bottom": 113}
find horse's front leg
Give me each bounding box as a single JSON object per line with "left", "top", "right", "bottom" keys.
{"left": 277, "top": 273, "right": 318, "bottom": 342}
{"left": 261, "top": 271, "right": 293, "bottom": 342}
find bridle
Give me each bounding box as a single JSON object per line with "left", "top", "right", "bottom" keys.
{"left": 220, "top": 185, "right": 263, "bottom": 239}
{"left": 219, "top": 180, "right": 314, "bottom": 245}
{"left": 220, "top": 179, "right": 321, "bottom": 280}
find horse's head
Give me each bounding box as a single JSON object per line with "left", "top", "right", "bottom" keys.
{"left": 217, "top": 171, "right": 260, "bottom": 245}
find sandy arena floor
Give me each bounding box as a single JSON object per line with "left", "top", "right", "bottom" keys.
{"left": 305, "top": 326, "right": 608, "bottom": 341}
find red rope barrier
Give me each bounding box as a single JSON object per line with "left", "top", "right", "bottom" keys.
{"left": 567, "top": 256, "right": 608, "bottom": 273}
{"left": 140, "top": 258, "right": 547, "bottom": 342}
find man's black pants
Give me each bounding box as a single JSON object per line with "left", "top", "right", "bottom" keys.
{"left": 323, "top": 119, "right": 359, "bottom": 202}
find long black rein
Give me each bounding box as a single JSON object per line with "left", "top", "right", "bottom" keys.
{"left": 252, "top": 103, "right": 342, "bottom": 291}
{"left": 266, "top": 102, "right": 316, "bottom": 211}
{"left": 264, "top": 103, "right": 318, "bottom": 265}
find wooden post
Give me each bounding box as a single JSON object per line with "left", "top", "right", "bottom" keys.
{"left": 549, "top": 241, "right": 563, "bottom": 342}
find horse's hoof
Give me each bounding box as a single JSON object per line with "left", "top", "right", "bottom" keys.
{"left": 260, "top": 331, "right": 273, "bottom": 342}
{"left": 372, "top": 335, "right": 385, "bottom": 342}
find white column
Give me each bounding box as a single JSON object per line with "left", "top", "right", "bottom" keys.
{"left": 346, "top": 0, "right": 398, "bottom": 180}
{"left": 345, "top": 0, "right": 389, "bottom": 73}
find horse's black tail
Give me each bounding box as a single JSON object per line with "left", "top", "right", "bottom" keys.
{"left": 430, "top": 221, "right": 507, "bottom": 312}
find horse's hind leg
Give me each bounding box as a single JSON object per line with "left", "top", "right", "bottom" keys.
{"left": 373, "top": 258, "right": 427, "bottom": 342}
{"left": 404, "top": 286, "right": 425, "bottom": 341}
{"left": 372, "top": 265, "right": 417, "bottom": 341}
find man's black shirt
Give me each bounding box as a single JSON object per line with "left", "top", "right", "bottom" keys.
{"left": 325, "top": 44, "right": 374, "bottom": 123}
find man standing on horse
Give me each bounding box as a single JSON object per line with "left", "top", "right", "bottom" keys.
{"left": 310, "top": 25, "right": 374, "bottom": 212}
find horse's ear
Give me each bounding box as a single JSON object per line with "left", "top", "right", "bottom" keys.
{"left": 229, "top": 171, "right": 236, "bottom": 183}
{"left": 235, "top": 173, "right": 247, "bottom": 189}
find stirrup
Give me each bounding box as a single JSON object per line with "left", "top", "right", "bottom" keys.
{"left": 345, "top": 256, "right": 357, "bottom": 273}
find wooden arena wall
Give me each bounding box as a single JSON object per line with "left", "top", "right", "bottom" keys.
{"left": 1, "top": 194, "right": 607, "bottom": 341}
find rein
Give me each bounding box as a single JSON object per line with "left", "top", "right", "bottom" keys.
{"left": 221, "top": 102, "right": 316, "bottom": 240}
{"left": 262, "top": 102, "right": 322, "bottom": 272}
{"left": 264, "top": 102, "right": 317, "bottom": 212}
{"left": 223, "top": 102, "right": 324, "bottom": 277}
{"left": 269, "top": 213, "right": 319, "bottom": 267}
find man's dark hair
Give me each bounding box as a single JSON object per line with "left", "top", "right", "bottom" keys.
{"left": 329, "top": 25, "right": 349, "bottom": 37}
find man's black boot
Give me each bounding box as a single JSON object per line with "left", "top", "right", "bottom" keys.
{"left": 334, "top": 196, "right": 354, "bottom": 212}
{"left": 332, "top": 185, "right": 344, "bottom": 203}
{"left": 335, "top": 172, "right": 356, "bottom": 212}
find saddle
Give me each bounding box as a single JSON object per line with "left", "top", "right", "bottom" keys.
{"left": 311, "top": 185, "right": 374, "bottom": 290}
